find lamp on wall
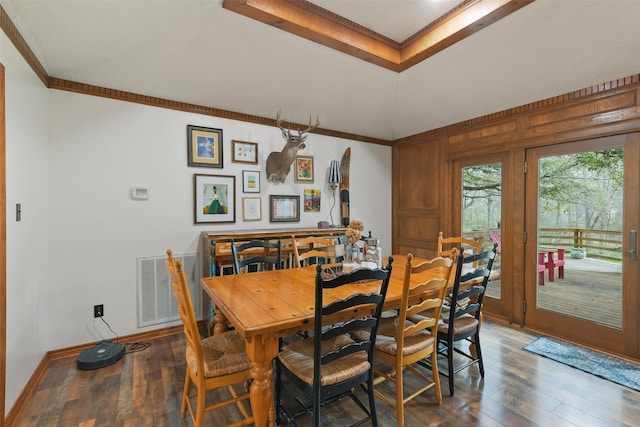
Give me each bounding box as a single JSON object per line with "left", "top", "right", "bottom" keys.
{"left": 327, "top": 159, "right": 342, "bottom": 227}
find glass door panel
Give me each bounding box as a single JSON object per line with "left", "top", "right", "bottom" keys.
{"left": 454, "top": 153, "right": 511, "bottom": 320}
{"left": 461, "top": 163, "right": 502, "bottom": 299}
{"left": 537, "top": 151, "right": 622, "bottom": 327}
{"left": 525, "top": 134, "right": 640, "bottom": 357}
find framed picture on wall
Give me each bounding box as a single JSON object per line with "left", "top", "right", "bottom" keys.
{"left": 242, "top": 197, "right": 262, "bottom": 221}
{"left": 269, "top": 195, "right": 300, "bottom": 222}
{"left": 232, "top": 140, "right": 258, "bottom": 164}
{"left": 294, "top": 155, "right": 314, "bottom": 183}
{"left": 194, "top": 174, "right": 235, "bottom": 224}
{"left": 304, "top": 189, "right": 321, "bottom": 212}
{"left": 242, "top": 170, "right": 260, "bottom": 193}
{"left": 187, "top": 125, "right": 223, "bottom": 168}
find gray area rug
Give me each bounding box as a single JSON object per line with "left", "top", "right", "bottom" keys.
{"left": 524, "top": 336, "right": 640, "bottom": 392}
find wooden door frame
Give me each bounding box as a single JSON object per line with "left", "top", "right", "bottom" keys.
{"left": 1, "top": 63, "right": 6, "bottom": 426}
{"left": 624, "top": 133, "right": 640, "bottom": 357}
{"left": 523, "top": 134, "right": 639, "bottom": 359}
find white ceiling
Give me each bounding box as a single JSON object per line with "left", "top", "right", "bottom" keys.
{"left": 2, "top": 0, "right": 640, "bottom": 141}
{"left": 312, "top": 0, "right": 463, "bottom": 42}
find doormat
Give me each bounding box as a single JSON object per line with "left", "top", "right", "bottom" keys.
{"left": 524, "top": 336, "right": 640, "bottom": 392}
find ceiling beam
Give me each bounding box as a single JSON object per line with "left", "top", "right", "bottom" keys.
{"left": 223, "top": 0, "right": 534, "bottom": 72}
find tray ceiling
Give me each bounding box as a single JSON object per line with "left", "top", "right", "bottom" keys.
{"left": 1, "top": 0, "right": 640, "bottom": 141}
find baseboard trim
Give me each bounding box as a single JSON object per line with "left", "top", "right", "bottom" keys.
{"left": 4, "top": 324, "right": 185, "bottom": 426}
{"left": 4, "top": 354, "right": 48, "bottom": 427}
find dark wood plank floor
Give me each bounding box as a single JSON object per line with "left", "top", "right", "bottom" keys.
{"left": 14, "top": 320, "right": 640, "bottom": 426}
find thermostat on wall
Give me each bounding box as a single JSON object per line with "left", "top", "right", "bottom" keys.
{"left": 131, "top": 187, "right": 149, "bottom": 200}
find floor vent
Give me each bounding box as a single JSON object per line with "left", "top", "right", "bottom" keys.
{"left": 136, "top": 252, "right": 199, "bottom": 328}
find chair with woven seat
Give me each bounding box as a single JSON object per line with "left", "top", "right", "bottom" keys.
{"left": 434, "top": 244, "right": 497, "bottom": 396}
{"left": 352, "top": 254, "right": 452, "bottom": 427}
{"left": 166, "top": 249, "right": 253, "bottom": 427}
{"left": 292, "top": 235, "right": 337, "bottom": 268}
{"left": 275, "top": 258, "right": 394, "bottom": 427}
{"left": 231, "top": 238, "right": 282, "bottom": 274}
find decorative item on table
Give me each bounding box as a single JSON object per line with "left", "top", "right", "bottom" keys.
{"left": 364, "top": 235, "right": 382, "bottom": 269}
{"left": 344, "top": 218, "right": 364, "bottom": 266}
{"left": 327, "top": 159, "right": 342, "bottom": 227}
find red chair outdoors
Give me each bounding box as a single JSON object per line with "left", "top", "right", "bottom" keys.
{"left": 538, "top": 252, "right": 547, "bottom": 285}
{"left": 545, "top": 249, "right": 565, "bottom": 282}
{"left": 488, "top": 230, "right": 501, "bottom": 253}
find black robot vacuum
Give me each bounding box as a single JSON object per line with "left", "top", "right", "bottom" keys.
{"left": 77, "top": 340, "right": 125, "bottom": 370}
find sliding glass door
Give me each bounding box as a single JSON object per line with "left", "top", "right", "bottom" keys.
{"left": 524, "top": 134, "right": 640, "bottom": 357}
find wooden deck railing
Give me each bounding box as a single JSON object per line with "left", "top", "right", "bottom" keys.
{"left": 538, "top": 228, "right": 623, "bottom": 262}
{"left": 464, "top": 228, "right": 623, "bottom": 262}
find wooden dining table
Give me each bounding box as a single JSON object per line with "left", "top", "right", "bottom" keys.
{"left": 200, "top": 254, "right": 443, "bottom": 427}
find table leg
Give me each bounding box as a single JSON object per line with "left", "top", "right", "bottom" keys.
{"left": 244, "top": 334, "right": 279, "bottom": 427}
{"left": 212, "top": 304, "right": 229, "bottom": 335}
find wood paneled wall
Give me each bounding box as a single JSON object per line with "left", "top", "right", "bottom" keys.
{"left": 392, "top": 74, "right": 640, "bottom": 256}
{"left": 392, "top": 74, "right": 640, "bottom": 324}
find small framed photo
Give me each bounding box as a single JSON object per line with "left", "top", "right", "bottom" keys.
{"left": 242, "top": 197, "right": 262, "bottom": 221}
{"left": 242, "top": 170, "right": 260, "bottom": 193}
{"left": 232, "top": 140, "right": 258, "bottom": 164}
{"left": 187, "top": 125, "right": 223, "bottom": 168}
{"left": 194, "top": 174, "right": 235, "bottom": 224}
{"left": 269, "top": 195, "right": 300, "bottom": 222}
{"left": 304, "top": 189, "right": 321, "bottom": 212}
{"left": 294, "top": 155, "right": 314, "bottom": 183}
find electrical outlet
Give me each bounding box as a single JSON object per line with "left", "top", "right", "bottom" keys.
{"left": 94, "top": 304, "right": 104, "bottom": 318}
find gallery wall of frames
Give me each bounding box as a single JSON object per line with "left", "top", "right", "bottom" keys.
{"left": 187, "top": 123, "right": 331, "bottom": 225}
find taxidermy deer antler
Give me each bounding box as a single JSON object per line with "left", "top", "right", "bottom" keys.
{"left": 266, "top": 110, "right": 319, "bottom": 183}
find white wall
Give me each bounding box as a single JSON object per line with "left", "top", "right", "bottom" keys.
{"left": 2, "top": 33, "right": 50, "bottom": 411}
{"left": 1, "top": 35, "right": 391, "bottom": 415}
{"left": 46, "top": 91, "right": 392, "bottom": 350}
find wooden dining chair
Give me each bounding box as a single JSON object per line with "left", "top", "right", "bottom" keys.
{"left": 231, "top": 238, "right": 282, "bottom": 274}
{"left": 433, "top": 244, "right": 497, "bottom": 396}
{"left": 437, "top": 231, "right": 483, "bottom": 259}
{"left": 352, "top": 254, "right": 452, "bottom": 427}
{"left": 291, "top": 235, "right": 336, "bottom": 268}
{"left": 275, "top": 258, "right": 394, "bottom": 427}
{"left": 166, "top": 249, "right": 253, "bottom": 427}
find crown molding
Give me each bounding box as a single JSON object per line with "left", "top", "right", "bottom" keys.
{"left": 222, "top": 0, "right": 534, "bottom": 72}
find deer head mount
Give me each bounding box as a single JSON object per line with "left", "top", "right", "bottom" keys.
{"left": 266, "top": 110, "right": 319, "bottom": 183}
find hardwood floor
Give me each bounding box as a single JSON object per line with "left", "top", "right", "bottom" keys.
{"left": 13, "top": 320, "right": 640, "bottom": 426}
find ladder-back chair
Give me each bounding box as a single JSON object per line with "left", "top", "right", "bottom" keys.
{"left": 166, "top": 249, "right": 253, "bottom": 427}
{"left": 275, "top": 259, "right": 394, "bottom": 427}
{"left": 352, "top": 254, "right": 452, "bottom": 426}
